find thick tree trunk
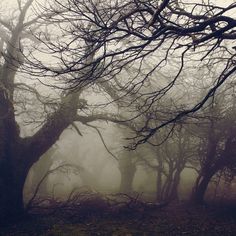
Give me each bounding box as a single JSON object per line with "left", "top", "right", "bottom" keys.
{"left": 168, "top": 169, "right": 181, "bottom": 201}
{"left": 119, "top": 169, "right": 136, "bottom": 194}
{"left": 162, "top": 165, "right": 174, "bottom": 201}
{"left": 191, "top": 172, "right": 215, "bottom": 204}
{"left": 191, "top": 122, "right": 218, "bottom": 204}
{"left": 160, "top": 167, "right": 182, "bottom": 202}
{"left": 0, "top": 151, "right": 30, "bottom": 224}
{"left": 0, "top": 89, "right": 27, "bottom": 223}
{"left": 119, "top": 157, "right": 136, "bottom": 194}
{"left": 0, "top": 175, "right": 25, "bottom": 222}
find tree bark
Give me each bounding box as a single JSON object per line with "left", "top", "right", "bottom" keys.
{"left": 0, "top": 143, "right": 30, "bottom": 224}
{"left": 0, "top": 85, "right": 27, "bottom": 223}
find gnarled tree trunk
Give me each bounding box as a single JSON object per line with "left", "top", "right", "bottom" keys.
{"left": 191, "top": 170, "right": 215, "bottom": 204}
{"left": 0, "top": 87, "right": 79, "bottom": 224}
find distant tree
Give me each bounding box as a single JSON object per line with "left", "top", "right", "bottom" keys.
{"left": 135, "top": 124, "right": 198, "bottom": 202}
{"left": 191, "top": 92, "right": 236, "bottom": 203}
{"left": 118, "top": 150, "right": 137, "bottom": 194}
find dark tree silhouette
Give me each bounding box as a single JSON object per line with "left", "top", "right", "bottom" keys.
{"left": 0, "top": 0, "right": 124, "bottom": 223}
{"left": 191, "top": 94, "right": 236, "bottom": 204}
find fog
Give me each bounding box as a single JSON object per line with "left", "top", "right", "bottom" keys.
{"left": 1, "top": 0, "right": 236, "bottom": 234}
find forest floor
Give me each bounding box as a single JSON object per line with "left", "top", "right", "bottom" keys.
{"left": 1, "top": 200, "right": 236, "bottom": 236}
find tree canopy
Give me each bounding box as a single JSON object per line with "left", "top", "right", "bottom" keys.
{"left": 31, "top": 0, "right": 236, "bottom": 146}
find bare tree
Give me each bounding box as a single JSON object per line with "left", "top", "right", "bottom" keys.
{"left": 0, "top": 0, "right": 124, "bottom": 223}
{"left": 191, "top": 91, "right": 236, "bottom": 203}
{"left": 33, "top": 0, "right": 236, "bottom": 146}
